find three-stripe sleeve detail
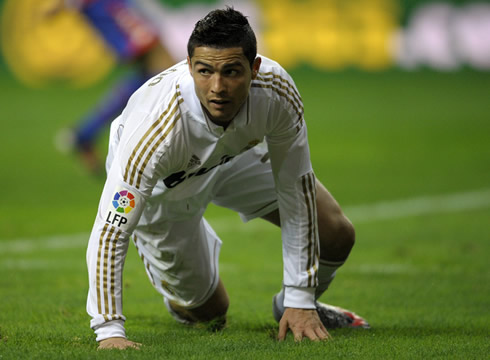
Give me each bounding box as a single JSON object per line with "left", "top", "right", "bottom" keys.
{"left": 96, "top": 223, "right": 123, "bottom": 321}
{"left": 96, "top": 224, "right": 108, "bottom": 315}
{"left": 302, "top": 172, "right": 319, "bottom": 287}
{"left": 124, "top": 88, "right": 183, "bottom": 189}
{"left": 252, "top": 72, "right": 304, "bottom": 128}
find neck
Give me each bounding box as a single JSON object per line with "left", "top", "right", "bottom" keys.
{"left": 202, "top": 106, "right": 233, "bottom": 130}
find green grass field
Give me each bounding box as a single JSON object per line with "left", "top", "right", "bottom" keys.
{"left": 0, "top": 65, "right": 489, "bottom": 359}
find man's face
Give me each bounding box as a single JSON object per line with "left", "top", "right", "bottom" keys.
{"left": 188, "top": 46, "right": 261, "bottom": 126}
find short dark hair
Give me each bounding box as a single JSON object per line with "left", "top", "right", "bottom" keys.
{"left": 187, "top": 7, "right": 257, "bottom": 67}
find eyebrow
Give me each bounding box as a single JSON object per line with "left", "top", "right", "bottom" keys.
{"left": 194, "top": 61, "right": 212, "bottom": 68}
{"left": 222, "top": 61, "right": 245, "bottom": 69}
{"left": 194, "top": 61, "right": 245, "bottom": 69}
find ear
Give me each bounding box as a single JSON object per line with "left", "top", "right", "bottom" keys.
{"left": 187, "top": 56, "right": 192, "bottom": 76}
{"left": 252, "top": 57, "right": 261, "bottom": 79}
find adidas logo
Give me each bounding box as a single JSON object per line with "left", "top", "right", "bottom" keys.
{"left": 186, "top": 154, "right": 201, "bottom": 169}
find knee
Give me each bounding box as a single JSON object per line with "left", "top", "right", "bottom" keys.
{"left": 318, "top": 214, "right": 355, "bottom": 262}
{"left": 198, "top": 284, "right": 229, "bottom": 331}
{"left": 213, "top": 291, "right": 229, "bottom": 318}
{"left": 192, "top": 279, "right": 229, "bottom": 322}
{"left": 201, "top": 294, "right": 228, "bottom": 331}
{"left": 338, "top": 215, "right": 356, "bottom": 250}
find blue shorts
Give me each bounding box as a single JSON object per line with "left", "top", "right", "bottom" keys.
{"left": 81, "top": 0, "right": 158, "bottom": 60}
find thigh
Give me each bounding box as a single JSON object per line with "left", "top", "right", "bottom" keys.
{"left": 212, "top": 145, "right": 278, "bottom": 222}
{"left": 133, "top": 214, "right": 222, "bottom": 309}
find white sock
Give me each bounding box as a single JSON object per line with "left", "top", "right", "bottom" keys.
{"left": 274, "top": 287, "right": 285, "bottom": 312}
{"left": 315, "top": 259, "right": 344, "bottom": 300}
{"left": 272, "top": 287, "right": 286, "bottom": 322}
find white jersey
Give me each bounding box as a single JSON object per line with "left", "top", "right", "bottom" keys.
{"left": 86, "top": 56, "right": 319, "bottom": 340}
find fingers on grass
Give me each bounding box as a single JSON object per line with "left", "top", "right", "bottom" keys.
{"left": 315, "top": 326, "right": 331, "bottom": 341}
{"left": 98, "top": 339, "right": 142, "bottom": 350}
{"left": 277, "top": 320, "right": 289, "bottom": 341}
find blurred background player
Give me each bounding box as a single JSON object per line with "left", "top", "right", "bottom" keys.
{"left": 51, "top": 0, "right": 175, "bottom": 174}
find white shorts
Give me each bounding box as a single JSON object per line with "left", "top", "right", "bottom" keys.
{"left": 132, "top": 145, "right": 278, "bottom": 308}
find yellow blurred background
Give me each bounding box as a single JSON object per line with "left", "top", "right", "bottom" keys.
{"left": 1, "top": 0, "right": 489, "bottom": 88}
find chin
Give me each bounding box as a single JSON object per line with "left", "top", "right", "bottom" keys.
{"left": 214, "top": 118, "right": 232, "bottom": 127}
{"left": 210, "top": 112, "right": 232, "bottom": 124}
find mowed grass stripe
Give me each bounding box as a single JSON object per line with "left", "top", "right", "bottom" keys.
{"left": 345, "top": 187, "right": 490, "bottom": 223}
{"left": 1, "top": 187, "right": 489, "bottom": 253}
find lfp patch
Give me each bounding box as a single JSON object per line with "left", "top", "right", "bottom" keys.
{"left": 112, "top": 190, "right": 135, "bottom": 214}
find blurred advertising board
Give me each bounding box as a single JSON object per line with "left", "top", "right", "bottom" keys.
{"left": 152, "top": 0, "right": 490, "bottom": 71}
{"left": 1, "top": 0, "right": 489, "bottom": 88}
{"left": 258, "top": 0, "right": 490, "bottom": 71}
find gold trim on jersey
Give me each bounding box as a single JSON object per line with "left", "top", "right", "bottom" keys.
{"left": 252, "top": 72, "right": 304, "bottom": 126}
{"left": 255, "top": 72, "right": 302, "bottom": 107}
{"left": 251, "top": 81, "right": 303, "bottom": 120}
{"left": 311, "top": 175, "right": 320, "bottom": 286}
{"left": 302, "top": 172, "right": 319, "bottom": 287}
{"left": 124, "top": 86, "right": 183, "bottom": 188}
{"left": 136, "top": 110, "right": 182, "bottom": 189}
{"left": 96, "top": 223, "right": 123, "bottom": 321}
{"left": 102, "top": 226, "right": 115, "bottom": 321}
{"left": 109, "top": 229, "right": 121, "bottom": 320}
{"left": 123, "top": 91, "right": 178, "bottom": 183}
{"left": 96, "top": 223, "right": 109, "bottom": 314}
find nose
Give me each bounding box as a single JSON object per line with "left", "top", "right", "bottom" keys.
{"left": 210, "top": 74, "right": 226, "bottom": 94}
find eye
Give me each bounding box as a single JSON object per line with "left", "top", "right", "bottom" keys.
{"left": 198, "top": 68, "right": 211, "bottom": 75}
{"left": 225, "top": 69, "right": 239, "bottom": 77}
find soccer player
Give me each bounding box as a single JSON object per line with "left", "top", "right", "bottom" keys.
{"left": 53, "top": 0, "right": 175, "bottom": 174}
{"left": 86, "top": 7, "right": 369, "bottom": 350}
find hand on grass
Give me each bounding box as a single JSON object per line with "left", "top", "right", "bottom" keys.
{"left": 278, "top": 308, "right": 331, "bottom": 342}
{"left": 98, "top": 337, "right": 142, "bottom": 350}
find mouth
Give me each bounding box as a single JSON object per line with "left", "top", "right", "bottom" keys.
{"left": 209, "top": 99, "right": 230, "bottom": 107}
